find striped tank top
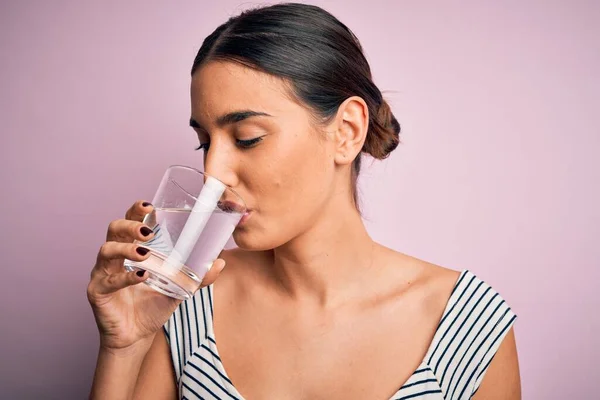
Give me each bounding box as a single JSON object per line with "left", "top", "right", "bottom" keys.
{"left": 164, "top": 270, "right": 516, "bottom": 399}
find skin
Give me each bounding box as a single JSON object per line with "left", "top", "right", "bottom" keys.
{"left": 89, "top": 61, "right": 521, "bottom": 399}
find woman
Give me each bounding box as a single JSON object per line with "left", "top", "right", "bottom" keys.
{"left": 88, "top": 3, "right": 520, "bottom": 399}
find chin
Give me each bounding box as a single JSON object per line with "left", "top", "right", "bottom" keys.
{"left": 232, "top": 230, "right": 270, "bottom": 251}
{"left": 232, "top": 225, "right": 287, "bottom": 252}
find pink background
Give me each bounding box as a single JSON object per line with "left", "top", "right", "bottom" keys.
{"left": 1, "top": 1, "right": 598, "bottom": 398}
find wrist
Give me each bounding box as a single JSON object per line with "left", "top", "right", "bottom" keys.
{"left": 99, "top": 335, "right": 155, "bottom": 359}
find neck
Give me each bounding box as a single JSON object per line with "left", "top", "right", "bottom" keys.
{"left": 266, "top": 198, "right": 376, "bottom": 309}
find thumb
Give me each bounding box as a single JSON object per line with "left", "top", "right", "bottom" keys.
{"left": 198, "top": 259, "right": 226, "bottom": 288}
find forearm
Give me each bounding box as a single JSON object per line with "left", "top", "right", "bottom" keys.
{"left": 90, "top": 339, "right": 154, "bottom": 400}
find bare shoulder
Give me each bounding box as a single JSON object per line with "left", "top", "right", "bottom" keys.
{"left": 381, "top": 247, "right": 521, "bottom": 399}
{"left": 376, "top": 244, "right": 462, "bottom": 313}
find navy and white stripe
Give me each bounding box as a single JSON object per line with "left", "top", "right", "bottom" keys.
{"left": 164, "top": 270, "right": 516, "bottom": 399}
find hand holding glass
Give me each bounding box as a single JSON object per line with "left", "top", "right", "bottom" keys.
{"left": 124, "top": 165, "right": 246, "bottom": 300}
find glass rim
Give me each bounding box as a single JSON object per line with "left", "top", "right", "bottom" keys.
{"left": 166, "top": 164, "right": 247, "bottom": 212}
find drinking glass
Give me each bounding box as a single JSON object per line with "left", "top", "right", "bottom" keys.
{"left": 124, "top": 165, "right": 246, "bottom": 300}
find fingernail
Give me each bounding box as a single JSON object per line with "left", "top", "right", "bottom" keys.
{"left": 140, "top": 226, "right": 153, "bottom": 237}
{"left": 142, "top": 202, "right": 152, "bottom": 207}
{"left": 136, "top": 247, "right": 149, "bottom": 256}
{"left": 136, "top": 270, "right": 146, "bottom": 277}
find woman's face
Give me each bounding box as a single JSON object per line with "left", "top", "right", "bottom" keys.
{"left": 190, "top": 61, "right": 340, "bottom": 250}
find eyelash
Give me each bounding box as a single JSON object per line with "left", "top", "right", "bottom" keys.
{"left": 194, "top": 137, "right": 263, "bottom": 151}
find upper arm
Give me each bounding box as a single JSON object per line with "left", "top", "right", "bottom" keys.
{"left": 472, "top": 327, "right": 521, "bottom": 400}
{"left": 133, "top": 330, "right": 178, "bottom": 400}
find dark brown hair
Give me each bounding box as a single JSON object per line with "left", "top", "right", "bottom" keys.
{"left": 191, "top": 3, "right": 400, "bottom": 210}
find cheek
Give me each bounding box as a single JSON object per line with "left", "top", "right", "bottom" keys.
{"left": 235, "top": 128, "right": 333, "bottom": 249}
{"left": 245, "top": 131, "right": 314, "bottom": 194}
{"left": 262, "top": 133, "right": 332, "bottom": 226}
{"left": 271, "top": 134, "right": 329, "bottom": 195}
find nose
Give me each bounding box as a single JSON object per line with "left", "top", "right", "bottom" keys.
{"left": 202, "top": 141, "right": 239, "bottom": 189}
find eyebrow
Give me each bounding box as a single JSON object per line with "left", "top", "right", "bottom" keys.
{"left": 189, "top": 110, "right": 272, "bottom": 130}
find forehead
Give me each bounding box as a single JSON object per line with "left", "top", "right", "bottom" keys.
{"left": 190, "top": 61, "right": 295, "bottom": 120}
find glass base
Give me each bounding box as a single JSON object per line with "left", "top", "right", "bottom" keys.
{"left": 124, "top": 252, "right": 202, "bottom": 300}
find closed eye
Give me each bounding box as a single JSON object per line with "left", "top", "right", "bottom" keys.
{"left": 194, "top": 142, "right": 210, "bottom": 152}
{"left": 236, "top": 137, "right": 263, "bottom": 148}
{"left": 195, "top": 137, "right": 263, "bottom": 152}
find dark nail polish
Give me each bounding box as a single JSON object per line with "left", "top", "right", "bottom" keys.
{"left": 140, "top": 226, "right": 153, "bottom": 237}
{"left": 142, "top": 202, "right": 152, "bottom": 207}
{"left": 136, "top": 247, "right": 149, "bottom": 256}
{"left": 136, "top": 270, "right": 146, "bottom": 277}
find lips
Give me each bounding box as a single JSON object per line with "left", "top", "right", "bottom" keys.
{"left": 217, "top": 200, "right": 252, "bottom": 226}
{"left": 237, "top": 210, "right": 252, "bottom": 226}
{"left": 217, "top": 200, "right": 246, "bottom": 214}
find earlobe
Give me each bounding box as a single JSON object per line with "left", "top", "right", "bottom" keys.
{"left": 334, "top": 96, "right": 369, "bottom": 166}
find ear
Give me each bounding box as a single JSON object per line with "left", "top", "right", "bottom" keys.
{"left": 332, "top": 96, "right": 369, "bottom": 166}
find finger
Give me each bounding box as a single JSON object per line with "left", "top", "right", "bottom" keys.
{"left": 96, "top": 270, "right": 149, "bottom": 295}
{"left": 106, "top": 219, "right": 155, "bottom": 242}
{"left": 199, "top": 259, "right": 226, "bottom": 288}
{"left": 96, "top": 242, "right": 151, "bottom": 271}
{"left": 125, "top": 200, "right": 153, "bottom": 222}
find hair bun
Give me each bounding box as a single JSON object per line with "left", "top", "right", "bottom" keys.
{"left": 362, "top": 100, "right": 401, "bottom": 159}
